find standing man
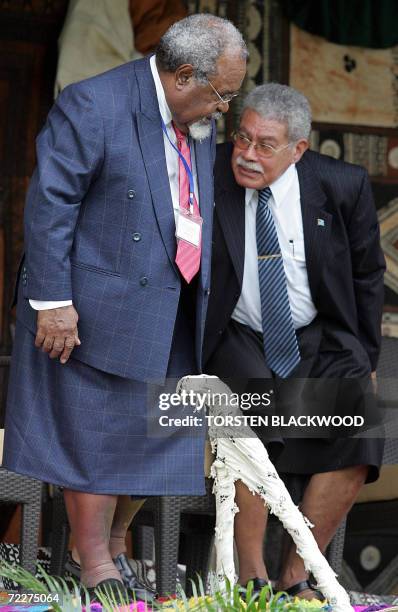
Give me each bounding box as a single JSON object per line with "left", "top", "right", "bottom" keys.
{"left": 4, "top": 14, "right": 247, "bottom": 601}
{"left": 204, "top": 84, "right": 385, "bottom": 599}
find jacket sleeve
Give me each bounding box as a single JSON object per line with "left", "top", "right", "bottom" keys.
{"left": 348, "top": 168, "right": 385, "bottom": 370}
{"left": 23, "top": 81, "right": 104, "bottom": 301}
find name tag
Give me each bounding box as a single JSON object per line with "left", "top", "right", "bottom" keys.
{"left": 176, "top": 209, "right": 202, "bottom": 248}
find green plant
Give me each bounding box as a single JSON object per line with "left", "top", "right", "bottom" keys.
{"left": 0, "top": 561, "right": 139, "bottom": 611}
{"left": 0, "top": 560, "right": 88, "bottom": 610}
{"left": 157, "top": 575, "right": 328, "bottom": 612}
{"left": 0, "top": 562, "right": 329, "bottom": 611}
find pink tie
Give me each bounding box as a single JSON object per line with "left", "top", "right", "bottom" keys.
{"left": 172, "top": 123, "right": 201, "bottom": 283}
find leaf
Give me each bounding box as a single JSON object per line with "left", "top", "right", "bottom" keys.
{"left": 95, "top": 582, "right": 128, "bottom": 610}
{"left": 190, "top": 578, "right": 199, "bottom": 600}
{"left": 0, "top": 561, "right": 80, "bottom": 612}
{"left": 256, "top": 583, "right": 271, "bottom": 611}
{"left": 178, "top": 581, "right": 189, "bottom": 609}
{"left": 233, "top": 583, "right": 244, "bottom": 609}
{"left": 244, "top": 580, "right": 254, "bottom": 605}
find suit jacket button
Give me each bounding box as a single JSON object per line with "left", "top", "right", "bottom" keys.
{"left": 132, "top": 232, "right": 141, "bottom": 242}
{"left": 218, "top": 329, "right": 224, "bottom": 335}
{"left": 140, "top": 276, "right": 148, "bottom": 286}
{"left": 205, "top": 288, "right": 210, "bottom": 295}
{"left": 127, "top": 189, "right": 136, "bottom": 199}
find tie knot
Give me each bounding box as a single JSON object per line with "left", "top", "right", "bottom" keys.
{"left": 172, "top": 122, "right": 186, "bottom": 145}
{"left": 258, "top": 187, "right": 272, "bottom": 208}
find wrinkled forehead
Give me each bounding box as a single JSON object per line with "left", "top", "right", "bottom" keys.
{"left": 238, "top": 108, "right": 288, "bottom": 142}
{"left": 211, "top": 51, "right": 246, "bottom": 92}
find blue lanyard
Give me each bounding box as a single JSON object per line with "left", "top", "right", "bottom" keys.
{"left": 161, "top": 118, "right": 195, "bottom": 214}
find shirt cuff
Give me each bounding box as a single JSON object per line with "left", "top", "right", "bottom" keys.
{"left": 29, "top": 300, "right": 73, "bottom": 310}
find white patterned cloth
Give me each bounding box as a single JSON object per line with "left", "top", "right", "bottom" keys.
{"left": 176, "top": 375, "right": 352, "bottom": 612}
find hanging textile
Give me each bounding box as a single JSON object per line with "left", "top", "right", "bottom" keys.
{"left": 283, "top": 0, "right": 398, "bottom": 49}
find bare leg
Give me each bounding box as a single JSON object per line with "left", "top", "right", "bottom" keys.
{"left": 71, "top": 496, "right": 146, "bottom": 562}
{"left": 63, "top": 489, "right": 120, "bottom": 587}
{"left": 234, "top": 480, "right": 269, "bottom": 584}
{"left": 278, "top": 465, "right": 368, "bottom": 598}
{"left": 109, "top": 496, "right": 146, "bottom": 558}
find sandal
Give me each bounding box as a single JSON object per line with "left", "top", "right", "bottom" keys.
{"left": 240, "top": 577, "right": 271, "bottom": 598}
{"left": 285, "top": 579, "right": 325, "bottom": 601}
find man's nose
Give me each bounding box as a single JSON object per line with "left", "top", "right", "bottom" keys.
{"left": 242, "top": 142, "right": 259, "bottom": 161}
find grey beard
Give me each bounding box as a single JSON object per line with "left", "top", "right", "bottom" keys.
{"left": 188, "top": 112, "right": 222, "bottom": 141}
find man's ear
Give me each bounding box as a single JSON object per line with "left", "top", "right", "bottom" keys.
{"left": 292, "top": 139, "right": 309, "bottom": 163}
{"left": 175, "top": 64, "right": 195, "bottom": 90}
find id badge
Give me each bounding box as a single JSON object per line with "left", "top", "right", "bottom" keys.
{"left": 175, "top": 208, "right": 203, "bottom": 248}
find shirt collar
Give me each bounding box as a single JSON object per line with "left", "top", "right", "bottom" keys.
{"left": 268, "top": 163, "right": 296, "bottom": 208}
{"left": 150, "top": 54, "right": 172, "bottom": 127}
{"left": 245, "top": 163, "right": 297, "bottom": 208}
{"left": 245, "top": 188, "right": 257, "bottom": 206}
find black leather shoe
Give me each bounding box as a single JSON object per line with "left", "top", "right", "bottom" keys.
{"left": 113, "top": 553, "right": 157, "bottom": 602}
{"left": 240, "top": 577, "right": 271, "bottom": 598}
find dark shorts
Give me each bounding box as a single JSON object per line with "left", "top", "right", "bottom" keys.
{"left": 205, "top": 317, "right": 384, "bottom": 483}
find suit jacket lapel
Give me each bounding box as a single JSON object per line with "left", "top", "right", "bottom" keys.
{"left": 134, "top": 58, "right": 177, "bottom": 272}
{"left": 194, "top": 138, "right": 213, "bottom": 288}
{"left": 297, "top": 153, "right": 332, "bottom": 300}
{"left": 214, "top": 147, "right": 246, "bottom": 288}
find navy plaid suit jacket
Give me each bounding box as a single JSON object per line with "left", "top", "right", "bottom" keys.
{"left": 16, "top": 56, "right": 216, "bottom": 382}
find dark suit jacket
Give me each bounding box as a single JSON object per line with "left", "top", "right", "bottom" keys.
{"left": 16, "top": 56, "right": 216, "bottom": 383}
{"left": 203, "top": 143, "right": 385, "bottom": 371}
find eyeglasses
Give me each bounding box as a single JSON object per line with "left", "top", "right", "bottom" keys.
{"left": 207, "top": 79, "right": 240, "bottom": 105}
{"left": 232, "top": 131, "right": 291, "bottom": 159}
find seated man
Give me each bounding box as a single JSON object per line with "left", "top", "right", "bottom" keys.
{"left": 203, "top": 83, "right": 385, "bottom": 599}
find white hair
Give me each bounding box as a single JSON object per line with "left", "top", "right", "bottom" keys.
{"left": 242, "top": 83, "right": 312, "bottom": 141}
{"left": 156, "top": 14, "right": 248, "bottom": 83}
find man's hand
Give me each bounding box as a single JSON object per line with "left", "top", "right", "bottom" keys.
{"left": 35, "top": 305, "right": 81, "bottom": 364}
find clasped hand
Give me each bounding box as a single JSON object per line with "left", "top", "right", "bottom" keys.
{"left": 35, "top": 305, "right": 80, "bottom": 364}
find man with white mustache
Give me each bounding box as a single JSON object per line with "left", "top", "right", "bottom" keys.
{"left": 204, "top": 84, "right": 385, "bottom": 600}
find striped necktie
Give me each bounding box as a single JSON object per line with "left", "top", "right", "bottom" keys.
{"left": 256, "top": 186, "right": 300, "bottom": 377}
{"left": 172, "top": 123, "right": 201, "bottom": 283}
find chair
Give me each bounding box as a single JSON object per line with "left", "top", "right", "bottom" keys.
{"left": 0, "top": 466, "right": 43, "bottom": 576}
{"left": 134, "top": 481, "right": 216, "bottom": 596}
{"left": 343, "top": 456, "right": 398, "bottom": 593}
{"left": 341, "top": 336, "right": 398, "bottom": 593}
{"left": 0, "top": 356, "right": 43, "bottom": 577}
{"left": 48, "top": 486, "right": 70, "bottom": 578}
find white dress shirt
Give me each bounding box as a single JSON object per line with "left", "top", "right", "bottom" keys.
{"left": 149, "top": 54, "right": 199, "bottom": 217}
{"left": 232, "top": 163, "right": 317, "bottom": 332}
{"left": 30, "top": 54, "right": 198, "bottom": 311}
